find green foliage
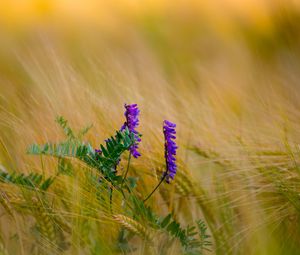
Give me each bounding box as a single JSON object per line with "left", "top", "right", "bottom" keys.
{"left": 28, "top": 119, "right": 135, "bottom": 183}
{"left": 126, "top": 176, "right": 139, "bottom": 189}
{"left": 0, "top": 170, "right": 54, "bottom": 191}
{"left": 159, "top": 214, "right": 211, "bottom": 255}
{"left": 128, "top": 196, "right": 211, "bottom": 254}
{"left": 27, "top": 141, "right": 90, "bottom": 158}
{"left": 197, "top": 220, "right": 212, "bottom": 254}
{"left": 55, "top": 116, "right": 76, "bottom": 140}
{"left": 57, "top": 158, "right": 73, "bottom": 176}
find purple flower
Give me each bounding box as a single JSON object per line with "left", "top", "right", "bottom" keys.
{"left": 163, "top": 120, "right": 178, "bottom": 183}
{"left": 95, "top": 149, "right": 102, "bottom": 154}
{"left": 121, "top": 104, "right": 141, "bottom": 158}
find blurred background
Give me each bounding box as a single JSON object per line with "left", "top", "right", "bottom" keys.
{"left": 1, "top": 0, "right": 300, "bottom": 254}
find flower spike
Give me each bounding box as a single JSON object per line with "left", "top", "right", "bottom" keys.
{"left": 163, "top": 120, "right": 178, "bottom": 183}
{"left": 121, "top": 103, "right": 141, "bottom": 158}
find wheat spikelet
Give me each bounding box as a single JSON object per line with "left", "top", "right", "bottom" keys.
{"left": 0, "top": 184, "right": 27, "bottom": 215}
{"left": 0, "top": 193, "right": 13, "bottom": 216}
{"left": 113, "top": 214, "right": 154, "bottom": 242}
{"left": 159, "top": 186, "right": 171, "bottom": 208}
{"left": 174, "top": 171, "right": 194, "bottom": 197}
{"left": 1, "top": 191, "right": 26, "bottom": 205}
{"left": 31, "top": 198, "right": 56, "bottom": 244}
{"left": 155, "top": 165, "right": 194, "bottom": 197}
{"left": 154, "top": 166, "right": 192, "bottom": 198}
{"left": 54, "top": 215, "right": 72, "bottom": 235}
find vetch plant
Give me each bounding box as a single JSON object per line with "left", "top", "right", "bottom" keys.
{"left": 23, "top": 104, "right": 212, "bottom": 254}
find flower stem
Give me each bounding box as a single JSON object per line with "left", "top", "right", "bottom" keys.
{"left": 143, "top": 173, "right": 166, "bottom": 203}
{"left": 121, "top": 152, "right": 131, "bottom": 188}
{"left": 109, "top": 187, "right": 113, "bottom": 213}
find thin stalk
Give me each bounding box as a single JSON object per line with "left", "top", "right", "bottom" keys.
{"left": 143, "top": 173, "right": 167, "bottom": 203}
{"left": 109, "top": 187, "right": 113, "bottom": 214}
{"left": 121, "top": 152, "right": 131, "bottom": 188}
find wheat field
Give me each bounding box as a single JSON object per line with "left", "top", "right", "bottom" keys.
{"left": 1, "top": 1, "right": 300, "bottom": 254}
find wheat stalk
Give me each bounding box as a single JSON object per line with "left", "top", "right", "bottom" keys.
{"left": 113, "top": 214, "right": 154, "bottom": 242}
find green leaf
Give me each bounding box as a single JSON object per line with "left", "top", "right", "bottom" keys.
{"left": 100, "top": 144, "right": 109, "bottom": 157}
{"left": 0, "top": 169, "right": 55, "bottom": 191}
{"left": 126, "top": 176, "right": 138, "bottom": 189}
{"left": 58, "top": 158, "right": 73, "bottom": 176}
{"left": 55, "top": 116, "right": 75, "bottom": 140}
{"left": 78, "top": 124, "right": 93, "bottom": 139}
{"left": 40, "top": 177, "right": 55, "bottom": 191}
{"left": 160, "top": 214, "right": 172, "bottom": 228}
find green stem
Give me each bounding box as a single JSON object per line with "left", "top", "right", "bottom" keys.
{"left": 121, "top": 152, "right": 131, "bottom": 188}
{"left": 109, "top": 187, "right": 113, "bottom": 214}
{"left": 143, "top": 173, "right": 166, "bottom": 203}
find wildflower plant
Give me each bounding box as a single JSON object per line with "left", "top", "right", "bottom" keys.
{"left": 3, "top": 103, "right": 211, "bottom": 254}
